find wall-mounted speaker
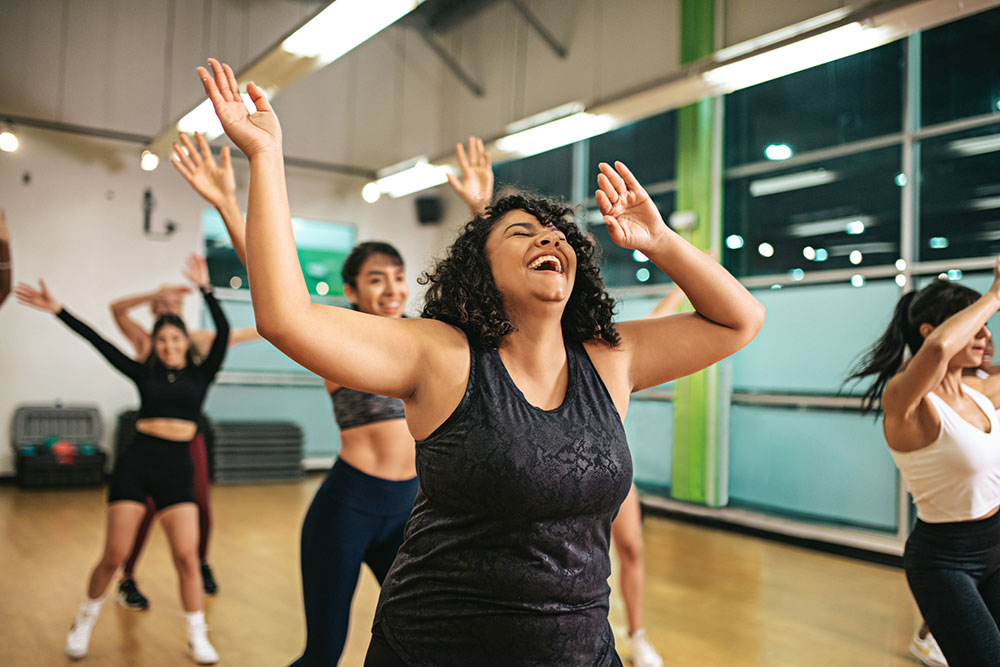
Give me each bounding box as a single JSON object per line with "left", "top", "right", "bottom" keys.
{"left": 416, "top": 195, "right": 443, "bottom": 225}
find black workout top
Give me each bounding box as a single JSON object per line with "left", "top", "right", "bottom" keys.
{"left": 330, "top": 387, "right": 406, "bottom": 430}
{"left": 374, "top": 338, "right": 632, "bottom": 666}
{"left": 56, "top": 288, "right": 229, "bottom": 424}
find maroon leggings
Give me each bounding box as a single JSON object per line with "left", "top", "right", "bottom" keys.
{"left": 123, "top": 433, "right": 212, "bottom": 576}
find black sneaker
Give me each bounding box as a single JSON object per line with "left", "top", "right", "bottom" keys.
{"left": 116, "top": 578, "right": 149, "bottom": 610}
{"left": 201, "top": 563, "right": 218, "bottom": 595}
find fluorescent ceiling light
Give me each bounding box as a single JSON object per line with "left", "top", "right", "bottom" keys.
{"left": 749, "top": 169, "right": 837, "bottom": 197}
{"left": 374, "top": 158, "right": 453, "bottom": 199}
{"left": 496, "top": 112, "right": 615, "bottom": 159}
{"left": 148, "top": 0, "right": 423, "bottom": 158}
{"left": 949, "top": 135, "right": 1000, "bottom": 157}
{"left": 829, "top": 241, "right": 895, "bottom": 256}
{"left": 282, "top": 0, "right": 424, "bottom": 65}
{"left": 504, "top": 102, "right": 585, "bottom": 134}
{"left": 704, "top": 22, "right": 893, "bottom": 92}
{"left": 787, "top": 215, "right": 872, "bottom": 238}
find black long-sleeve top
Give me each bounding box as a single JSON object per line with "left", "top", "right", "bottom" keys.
{"left": 56, "top": 288, "right": 230, "bottom": 423}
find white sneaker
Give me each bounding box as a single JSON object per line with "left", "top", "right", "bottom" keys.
{"left": 65, "top": 620, "right": 95, "bottom": 660}
{"left": 909, "top": 630, "right": 948, "bottom": 667}
{"left": 187, "top": 625, "right": 219, "bottom": 665}
{"left": 627, "top": 628, "right": 663, "bottom": 667}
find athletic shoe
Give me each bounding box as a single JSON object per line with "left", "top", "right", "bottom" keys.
{"left": 909, "top": 630, "right": 948, "bottom": 667}
{"left": 201, "top": 563, "right": 218, "bottom": 595}
{"left": 116, "top": 578, "right": 150, "bottom": 610}
{"left": 187, "top": 624, "right": 220, "bottom": 665}
{"left": 65, "top": 605, "right": 100, "bottom": 660}
{"left": 627, "top": 629, "right": 663, "bottom": 667}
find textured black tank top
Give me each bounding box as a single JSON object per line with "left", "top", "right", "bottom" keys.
{"left": 374, "top": 338, "right": 632, "bottom": 666}
{"left": 330, "top": 387, "right": 406, "bottom": 430}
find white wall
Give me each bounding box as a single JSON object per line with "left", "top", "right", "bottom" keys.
{"left": 0, "top": 124, "right": 456, "bottom": 475}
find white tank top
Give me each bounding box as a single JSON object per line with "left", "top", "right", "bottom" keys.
{"left": 890, "top": 384, "right": 1000, "bottom": 523}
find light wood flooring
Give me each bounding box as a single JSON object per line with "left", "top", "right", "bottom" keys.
{"left": 0, "top": 474, "right": 924, "bottom": 666}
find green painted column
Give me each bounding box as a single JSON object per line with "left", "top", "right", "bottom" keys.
{"left": 671, "top": 0, "right": 724, "bottom": 506}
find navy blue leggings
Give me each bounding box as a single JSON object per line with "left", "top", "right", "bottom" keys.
{"left": 291, "top": 459, "right": 418, "bottom": 667}
{"left": 904, "top": 512, "right": 1000, "bottom": 667}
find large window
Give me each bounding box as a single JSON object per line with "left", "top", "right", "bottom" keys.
{"left": 724, "top": 146, "right": 902, "bottom": 277}
{"left": 724, "top": 42, "right": 904, "bottom": 168}
{"left": 918, "top": 123, "right": 1000, "bottom": 261}
{"left": 921, "top": 8, "right": 1000, "bottom": 126}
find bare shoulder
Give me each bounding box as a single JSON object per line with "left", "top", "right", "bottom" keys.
{"left": 583, "top": 337, "right": 631, "bottom": 420}
{"left": 883, "top": 390, "right": 940, "bottom": 453}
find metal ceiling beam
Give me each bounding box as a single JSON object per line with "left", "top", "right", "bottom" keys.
{"left": 508, "top": 0, "right": 567, "bottom": 58}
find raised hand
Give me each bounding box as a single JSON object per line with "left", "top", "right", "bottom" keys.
{"left": 182, "top": 254, "right": 211, "bottom": 289}
{"left": 595, "top": 161, "right": 667, "bottom": 252}
{"left": 446, "top": 136, "right": 494, "bottom": 214}
{"left": 172, "top": 132, "right": 237, "bottom": 209}
{"left": 15, "top": 279, "right": 61, "bottom": 313}
{"left": 197, "top": 58, "right": 281, "bottom": 158}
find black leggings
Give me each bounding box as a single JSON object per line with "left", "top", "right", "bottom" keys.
{"left": 290, "top": 460, "right": 417, "bottom": 667}
{"left": 904, "top": 512, "right": 1000, "bottom": 667}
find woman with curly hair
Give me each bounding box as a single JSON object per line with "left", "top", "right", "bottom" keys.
{"left": 198, "top": 57, "right": 764, "bottom": 666}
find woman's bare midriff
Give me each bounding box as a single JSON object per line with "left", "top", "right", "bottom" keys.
{"left": 336, "top": 418, "right": 416, "bottom": 481}
{"left": 135, "top": 418, "right": 198, "bottom": 443}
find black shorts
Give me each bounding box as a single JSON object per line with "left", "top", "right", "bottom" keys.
{"left": 107, "top": 432, "right": 196, "bottom": 510}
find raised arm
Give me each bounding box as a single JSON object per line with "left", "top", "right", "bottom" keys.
{"left": 595, "top": 162, "right": 764, "bottom": 391}
{"left": 197, "top": 58, "right": 442, "bottom": 399}
{"left": 182, "top": 254, "right": 229, "bottom": 378}
{"left": 16, "top": 280, "right": 143, "bottom": 381}
{"left": 885, "top": 259, "right": 1000, "bottom": 418}
{"left": 110, "top": 286, "right": 189, "bottom": 358}
{"left": 172, "top": 132, "right": 247, "bottom": 266}
{"left": 445, "top": 136, "right": 493, "bottom": 217}
{"left": 0, "top": 209, "right": 11, "bottom": 308}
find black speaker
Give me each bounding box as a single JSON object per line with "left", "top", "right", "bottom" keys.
{"left": 416, "top": 195, "right": 443, "bottom": 225}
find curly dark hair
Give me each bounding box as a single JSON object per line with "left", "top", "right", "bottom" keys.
{"left": 419, "top": 193, "right": 619, "bottom": 348}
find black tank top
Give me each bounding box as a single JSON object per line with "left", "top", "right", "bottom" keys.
{"left": 374, "top": 338, "right": 632, "bottom": 666}
{"left": 330, "top": 387, "right": 406, "bottom": 430}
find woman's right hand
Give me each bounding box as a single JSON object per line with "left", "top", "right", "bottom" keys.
{"left": 446, "top": 136, "right": 493, "bottom": 215}
{"left": 172, "top": 132, "right": 237, "bottom": 209}
{"left": 197, "top": 58, "right": 281, "bottom": 158}
{"left": 14, "top": 279, "right": 61, "bottom": 314}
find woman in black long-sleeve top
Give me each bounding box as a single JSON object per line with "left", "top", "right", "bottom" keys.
{"left": 15, "top": 254, "right": 227, "bottom": 665}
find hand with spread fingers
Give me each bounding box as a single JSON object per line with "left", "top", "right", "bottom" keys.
{"left": 182, "top": 254, "right": 211, "bottom": 290}
{"left": 196, "top": 58, "right": 280, "bottom": 158}
{"left": 172, "top": 132, "right": 237, "bottom": 210}
{"left": 595, "top": 161, "right": 667, "bottom": 253}
{"left": 15, "top": 279, "right": 61, "bottom": 314}
{"left": 446, "top": 136, "right": 494, "bottom": 216}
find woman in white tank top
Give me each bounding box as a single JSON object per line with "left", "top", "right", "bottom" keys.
{"left": 850, "top": 258, "right": 1000, "bottom": 666}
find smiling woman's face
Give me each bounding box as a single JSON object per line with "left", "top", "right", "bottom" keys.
{"left": 484, "top": 210, "right": 577, "bottom": 313}
{"left": 344, "top": 253, "right": 408, "bottom": 318}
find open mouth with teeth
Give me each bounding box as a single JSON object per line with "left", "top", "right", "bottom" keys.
{"left": 528, "top": 255, "right": 563, "bottom": 273}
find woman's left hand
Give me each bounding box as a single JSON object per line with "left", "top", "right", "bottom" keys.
{"left": 595, "top": 161, "right": 668, "bottom": 252}
{"left": 182, "top": 254, "right": 211, "bottom": 289}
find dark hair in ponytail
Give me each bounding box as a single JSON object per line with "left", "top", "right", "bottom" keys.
{"left": 848, "top": 279, "right": 981, "bottom": 414}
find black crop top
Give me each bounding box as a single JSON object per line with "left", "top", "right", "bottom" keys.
{"left": 330, "top": 387, "right": 406, "bottom": 430}
{"left": 56, "top": 288, "right": 229, "bottom": 424}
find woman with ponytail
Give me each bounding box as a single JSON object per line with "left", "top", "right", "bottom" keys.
{"left": 849, "top": 261, "right": 1000, "bottom": 666}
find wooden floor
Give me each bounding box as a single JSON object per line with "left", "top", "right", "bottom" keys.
{"left": 0, "top": 474, "right": 924, "bottom": 666}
